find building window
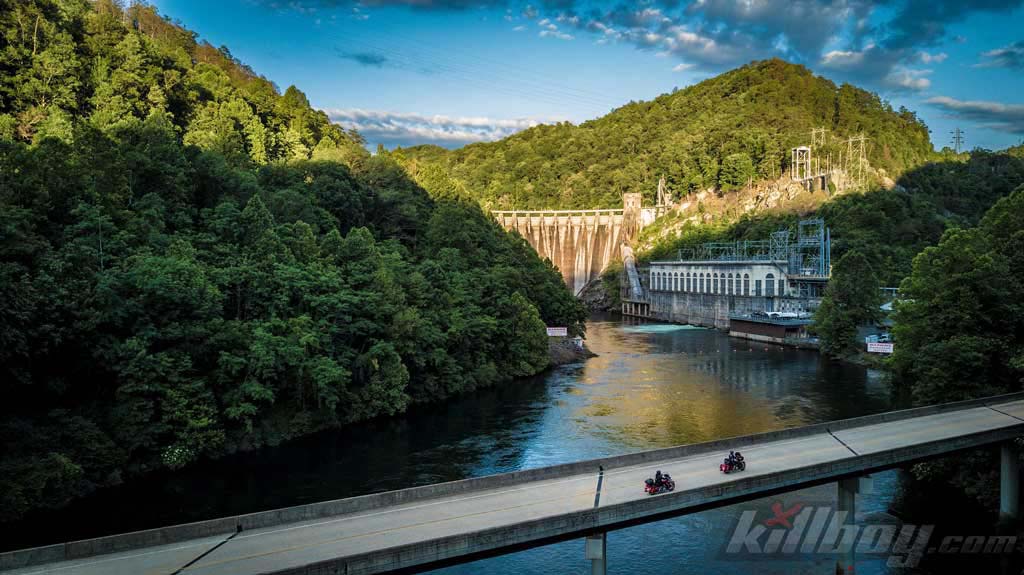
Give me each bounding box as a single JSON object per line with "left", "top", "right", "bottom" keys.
{"left": 766, "top": 273, "right": 776, "bottom": 297}
{"left": 727, "top": 273, "right": 734, "bottom": 295}
{"left": 699, "top": 273, "right": 704, "bottom": 293}
{"left": 755, "top": 279, "right": 762, "bottom": 296}
{"left": 743, "top": 274, "right": 750, "bottom": 296}
{"left": 674, "top": 272, "right": 679, "bottom": 292}
{"left": 712, "top": 273, "right": 718, "bottom": 294}
{"left": 686, "top": 273, "right": 691, "bottom": 292}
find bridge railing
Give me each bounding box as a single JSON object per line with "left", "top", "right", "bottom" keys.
{"left": 5, "top": 391, "right": 1024, "bottom": 571}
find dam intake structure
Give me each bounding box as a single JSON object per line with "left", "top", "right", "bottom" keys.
{"left": 492, "top": 194, "right": 662, "bottom": 296}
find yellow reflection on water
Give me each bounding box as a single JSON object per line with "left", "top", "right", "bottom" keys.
{"left": 571, "top": 319, "right": 825, "bottom": 450}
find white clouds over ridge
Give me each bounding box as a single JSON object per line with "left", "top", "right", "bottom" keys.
{"left": 327, "top": 108, "right": 559, "bottom": 147}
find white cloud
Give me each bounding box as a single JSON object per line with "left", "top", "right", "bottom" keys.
{"left": 327, "top": 108, "right": 558, "bottom": 147}
{"left": 512, "top": 25, "right": 525, "bottom": 31}
{"left": 540, "top": 29, "right": 574, "bottom": 40}
{"left": 537, "top": 18, "right": 573, "bottom": 40}
{"left": 918, "top": 51, "right": 948, "bottom": 64}
{"left": 672, "top": 62, "right": 695, "bottom": 72}
{"left": 884, "top": 67, "right": 932, "bottom": 91}
{"left": 820, "top": 45, "right": 872, "bottom": 69}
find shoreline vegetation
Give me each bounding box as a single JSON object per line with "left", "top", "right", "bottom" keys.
{"left": 0, "top": 0, "right": 586, "bottom": 523}
{"left": 4, "top": 0, "right": 1024, "bottom": 534}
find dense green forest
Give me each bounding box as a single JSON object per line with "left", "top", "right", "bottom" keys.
{"left": 0, "top": 0, "right": 584, "bottom": 521}
{"left": 889, "top": 183, "right": 1024, "bottom": 507}
{"left": 395, "top": 59, "right": 933, "bottom": 209}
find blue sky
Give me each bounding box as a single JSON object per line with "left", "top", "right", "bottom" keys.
{"left": 150, "top": 0, "right": 1024, "bottom": 151}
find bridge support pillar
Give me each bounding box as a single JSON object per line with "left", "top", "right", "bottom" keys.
{"left": 585, "top": 532, "right": 606, "bottom": 575}
{"left": 1001, "top": 442, "right": 1020, "bottom": 523}
{"left": 835, "top": 476, "right": 872, "bottom": 574}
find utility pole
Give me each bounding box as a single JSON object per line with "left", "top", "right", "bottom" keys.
{"left": 950, "top": 127, "right": 965, "bottom": 154}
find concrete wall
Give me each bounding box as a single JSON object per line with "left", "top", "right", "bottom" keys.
{"left": 646, "top": 291, "right": 754, "bottom": 329}
{"left": 492, "top": 194, "right": 648, "bottom": 296}
{"left": 5, "top": 391, "right": 1024, "bottom": 573}
{"left": 495, "top": 211, "right": 624, "bottom": 296}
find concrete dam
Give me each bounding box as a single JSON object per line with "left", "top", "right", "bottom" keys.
{"left": 492, "top": 193, "right": 658, "bottom": 296}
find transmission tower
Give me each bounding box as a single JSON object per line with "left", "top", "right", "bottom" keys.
{"left": 950, "top": 127, "right": 965, "bottom": 154}
{"left": 810, "top": 127, "right": 828, "bottom": 148}
{"left": 656, "top": 175, "right": 670, "bottom": 207}
{"left": 844, "top": 134, "right": 868, "bottom": 190}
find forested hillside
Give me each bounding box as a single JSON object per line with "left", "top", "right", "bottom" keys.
{"left": 396, "top": 59, "right": 933, "bottom": 209}
{"left": 0, "top": 0, "right": 585, "bottom": 521}
{"left": 642, "top": 146, "right": 1024, "bottom": 285}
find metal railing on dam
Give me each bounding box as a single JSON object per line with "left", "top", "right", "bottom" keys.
{"left": 4, "top": 392, "right": 1024, "bottom": 575}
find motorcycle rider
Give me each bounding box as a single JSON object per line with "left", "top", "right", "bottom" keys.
{"left": 728, "top": 451, "right": 736, "bottom": 466}
{"left": 654, "top": 470, "right": 663, "bottom": 488}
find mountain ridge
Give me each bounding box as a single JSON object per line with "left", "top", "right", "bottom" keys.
{"left": 394, "top": 58, "right": 934, "bottom": 210}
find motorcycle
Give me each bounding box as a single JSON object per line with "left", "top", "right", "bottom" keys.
{"left": 644, "top": 474, "right": 675, "bottom": 495}
{"left": 720, "top": 457, "right": 747, "bottom": 474}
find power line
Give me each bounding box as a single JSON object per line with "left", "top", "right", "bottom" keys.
{"left": 335, "top": 40, "right": 613, "bottom": 111}
{"left": 331, "top": 32, "right": 621, "bottom": 112}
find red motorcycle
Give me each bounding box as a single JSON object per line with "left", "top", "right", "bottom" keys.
{"left": 720, "top": 455, "right": 747, "bottom": 474}
{"left": 644, "top": 474, "right": 675, "bottom": 495}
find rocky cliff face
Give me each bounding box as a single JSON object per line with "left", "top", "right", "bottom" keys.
{"left": 636, "top": 168, "right": 898, "bottom": 253}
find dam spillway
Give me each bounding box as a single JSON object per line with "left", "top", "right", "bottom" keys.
{"left": 493, "top": 209, "right": 625, "bottom": 296}
{"left": 492, "top": 194, "right": 655, "bottom": 296}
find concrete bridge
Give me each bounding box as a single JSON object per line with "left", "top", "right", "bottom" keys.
{"left": 4, "top": 392, "right": 1024, "bottom": 575}
{"left": 491, "top": 194, "right": 665, "bottom": 296}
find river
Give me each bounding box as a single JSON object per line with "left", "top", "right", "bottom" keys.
{"left": 3, "top": 316, "right": 931, "bottom": 573}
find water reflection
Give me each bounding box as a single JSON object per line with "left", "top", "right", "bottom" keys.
{"left": 569, "top": 317, "right": 892, "bottom": 451}
{"left": 2, "top": 315, "right": 901, "bottom": 575}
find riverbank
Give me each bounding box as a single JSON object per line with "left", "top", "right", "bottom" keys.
{"left": 0, "top": 316, "right": 892, "bottom": 570}
{"left": 548, "top": 337, "right": 597, "bottom": 365}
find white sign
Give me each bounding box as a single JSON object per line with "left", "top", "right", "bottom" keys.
{"left": 867, "top": 342, "right": 893, "bottom": 354}
{"left": 546, "top": 327, "right": 568, "bottom": 337}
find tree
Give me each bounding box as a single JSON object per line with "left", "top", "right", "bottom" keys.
{"left": 719, "top": 152, "right": 754, "bottom": 191}
{"left": 0, "top": 0, "right": 588, "bottom": 523}
{"left": 813, "top": 250, "right": 882, "bottom": 358}
{"left": 892, "top": 185, "right": 1024, "bottom": 404}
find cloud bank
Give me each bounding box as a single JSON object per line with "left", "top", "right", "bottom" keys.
{"left": 926, "top": 96, "right": 1024, "bottom": 135}
{"left": 326, "top": 108, "right": 555, "bottom": 147}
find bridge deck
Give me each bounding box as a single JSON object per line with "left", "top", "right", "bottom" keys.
{"left": 6, "top": 396, "right": 1024, "bottom": 575}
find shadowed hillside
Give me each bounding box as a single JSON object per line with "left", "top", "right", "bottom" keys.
{"left": 0, "top": 0, "right": 585, "bottom": 522}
